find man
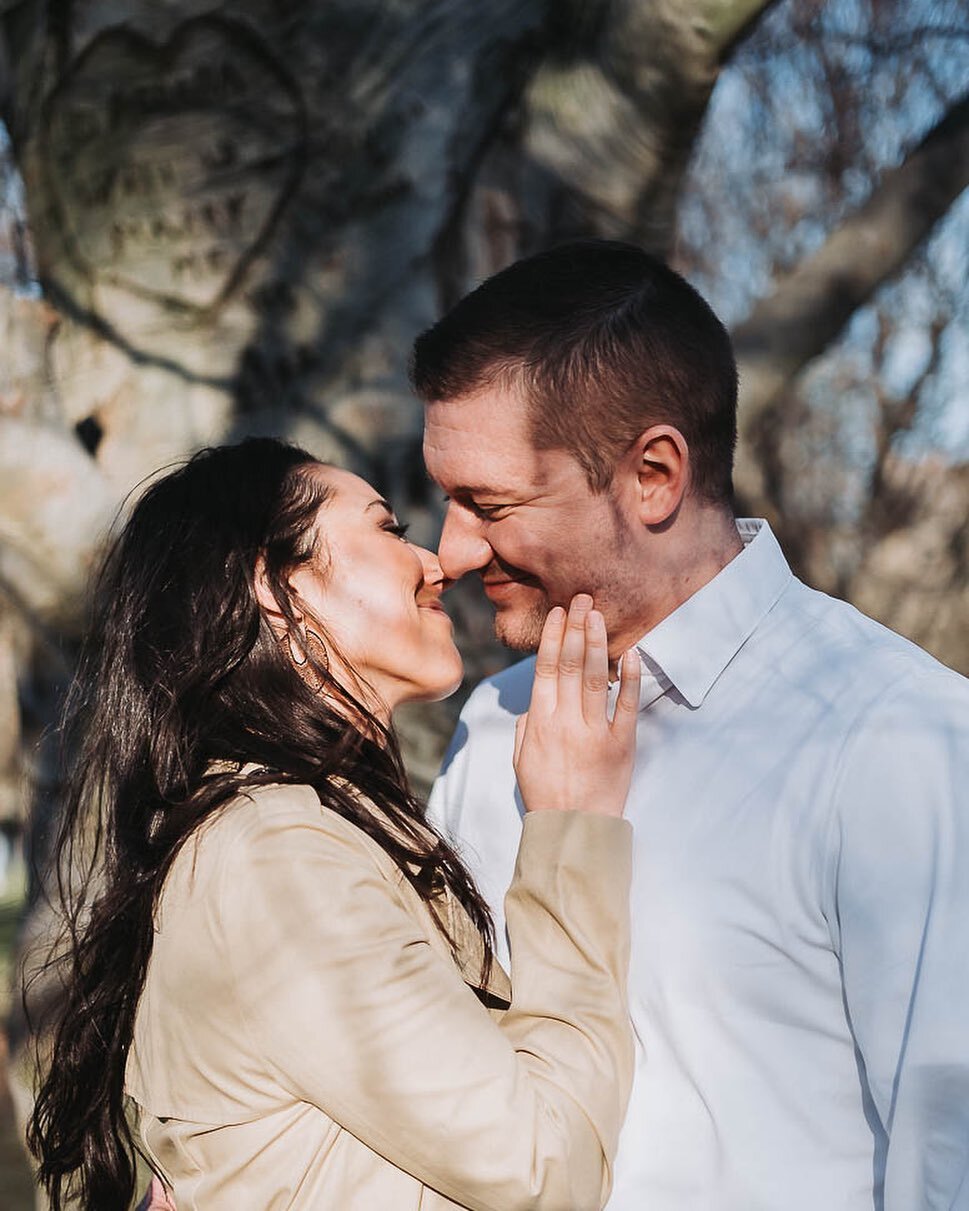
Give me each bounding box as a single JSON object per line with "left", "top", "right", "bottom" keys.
{"left": 415, "top": 240, "right": 969, "bottom": 1211}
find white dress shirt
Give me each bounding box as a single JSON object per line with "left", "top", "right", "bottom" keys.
{"left": 429, "top": 519, "right": 969, "bottom": 1211}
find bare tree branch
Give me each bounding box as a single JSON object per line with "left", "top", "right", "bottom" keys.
{"left": 733, "top": 89, "right": 969, "bottom": 515}
{"left": 707, "top": 0, "right": 784, "bottom": 60}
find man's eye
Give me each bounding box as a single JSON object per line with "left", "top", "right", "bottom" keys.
{"left": 471, "top": 502, "right": 507, "bottom": 520}
{"left": 442, "top": 493, "right": 508, "bottom": 520}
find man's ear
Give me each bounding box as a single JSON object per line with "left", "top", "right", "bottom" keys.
{"left": 253, "top": 556, "right": 299, "bottom": 639}
{"left": 626, "top": 425, "right": 690, "bottom": 526}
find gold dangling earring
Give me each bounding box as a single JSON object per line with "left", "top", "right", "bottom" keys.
{"left": 283, "top": 625, "right": 329, "bottom": 693}
{"left": 303, "top": 627, "right": 329, "bottom": 690}
{"left": 284, "top": 630, "right": 308, "bottom": 669}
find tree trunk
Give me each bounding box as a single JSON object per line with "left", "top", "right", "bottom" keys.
{"left": 0, "top": 0, "right": 768, "bottom": 627}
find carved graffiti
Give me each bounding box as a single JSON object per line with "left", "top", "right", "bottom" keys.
{"left": 39, "top": 16, "right": 307, "bottom": 314}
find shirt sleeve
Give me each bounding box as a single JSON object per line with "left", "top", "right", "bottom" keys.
{"left": 218, "top": 798, "right": 634, "bottom": 1211}
{"left": 830, "top": 669, "right": 969, "bottom": 1209}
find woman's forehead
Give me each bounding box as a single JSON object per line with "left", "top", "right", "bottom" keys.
{"left": 311, "top": 464, "right": 391, "bottom": 519}
{"left": 314, "top": 463, "right": 376, "bottom": 500}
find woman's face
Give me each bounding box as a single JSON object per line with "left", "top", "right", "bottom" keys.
{"left": 287, "top": 466, "right": 463, "bottom": 718}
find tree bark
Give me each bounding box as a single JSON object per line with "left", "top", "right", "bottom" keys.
{"left": 1, "top": 0, "right": 548, "bottom": 515}
{"left": 0, "top": 0, "right": 770, "bottom": 632}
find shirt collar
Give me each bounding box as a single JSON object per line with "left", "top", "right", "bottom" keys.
{"left": 629, "top": 519, "right": 793, "bottom": 710}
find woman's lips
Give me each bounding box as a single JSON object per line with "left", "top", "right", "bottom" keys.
{"left": 418, "top": 599, "right": 451, "bottom": 619}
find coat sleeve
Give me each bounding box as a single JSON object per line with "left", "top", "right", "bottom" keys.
{"left": 830, "top": 669, "right": 969, "bottom": 1210}
{"left": 218, "top": 796, "right": 634, "bottom": 1211}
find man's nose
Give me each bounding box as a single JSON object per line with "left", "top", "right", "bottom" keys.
{"left": 437, "top": 503, "right": 493, "bottom": 580}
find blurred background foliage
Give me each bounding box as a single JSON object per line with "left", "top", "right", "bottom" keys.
{"left": 0, "top": 0, "right": 966, "bottom": 1203}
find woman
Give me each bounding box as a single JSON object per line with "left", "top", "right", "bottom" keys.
{"left": 27, "top": 437, "right": 641, "bottom": 1210}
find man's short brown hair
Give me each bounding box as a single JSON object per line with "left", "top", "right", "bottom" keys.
{"left": 411, "top": 240, "right": 738, "bottom": 506}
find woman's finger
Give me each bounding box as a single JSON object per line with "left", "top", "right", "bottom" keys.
{"left": 581, "top": 609, "right": 610, "bottom": 724}
{"left": 611, "top": 647, "right": 642, "bottom": 738}
{"left": 556, "top": 594, "right": 592, "bottom": 713}
{"left": 529, "top": 605, "right": 566, "bottom": 716}
{"left": 513, "top": 711, "right": 528, "bottom": 768}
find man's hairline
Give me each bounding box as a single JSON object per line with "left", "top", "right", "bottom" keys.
{"left": 419, "top": 361, "right": 623, "bottom": 498}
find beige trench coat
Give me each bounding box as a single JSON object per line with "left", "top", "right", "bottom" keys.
{"left": 126, "top": 781, "right": 633, "bottom": 1210}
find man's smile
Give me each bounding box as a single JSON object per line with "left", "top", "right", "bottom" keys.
{"left": 481, "top": 577, "right": 520, "bottom": 602}
{"left": 480, "top": 567, "right": 542, "bottom": 603}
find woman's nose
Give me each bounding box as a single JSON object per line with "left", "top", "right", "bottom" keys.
{"left": 415, "top": 543, "right": 447, "bottom": 590}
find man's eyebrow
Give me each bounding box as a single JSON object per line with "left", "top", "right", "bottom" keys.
{"left": 422, "top": 463, "right": 513, "bottom": 497}
{"left": 446, "top": 483, "right": 514, "bottom": 498}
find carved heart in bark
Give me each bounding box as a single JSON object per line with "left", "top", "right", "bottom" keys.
{"left": 41, "top": 16, "right": 306, "bottom": 313}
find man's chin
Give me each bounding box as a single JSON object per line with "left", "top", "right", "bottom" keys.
{"left": 493, "top": 601, "right": 548, "bottom": 653}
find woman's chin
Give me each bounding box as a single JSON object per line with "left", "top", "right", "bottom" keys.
{"left": 420, "top": 669, "right": 466, "bottom": 704}
{"left": 393, "top": 657, "right": 465, "bottom": 708}
{"left": 429, "top": 669, "right": 466, "bottom": 702}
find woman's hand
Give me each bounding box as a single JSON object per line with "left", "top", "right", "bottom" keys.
{"left": 136, "top": 1177, "right": 177, "bottom": 1211}
{"left": 513, "top": 594, "right": 641, "bottom": 818}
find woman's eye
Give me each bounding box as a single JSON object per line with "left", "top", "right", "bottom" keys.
{"left": 383, "top": 521, "right": 410, "bottom": 540}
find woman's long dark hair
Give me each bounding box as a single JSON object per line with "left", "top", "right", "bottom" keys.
{"left": 26, "top": 437, "right": 493, "bottom": 1210}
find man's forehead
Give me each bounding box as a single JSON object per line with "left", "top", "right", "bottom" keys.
{"left": 421, "top": 430, "right": 522, "bottom": 495}
{"left": 422, "top": 439, "right": 559, "bottom": 503}
{"left": 424, "top": 393, "right": 530, "bottom": 459}
{"left": 423, "top": 393, "right": 521, "bottom": 436}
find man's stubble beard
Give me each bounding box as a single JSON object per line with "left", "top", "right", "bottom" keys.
{"left": 493, "top": 595, "right": 551, "bottom": 653}
{"left": 492, "top": 494, "right": 633, "bottom": 654}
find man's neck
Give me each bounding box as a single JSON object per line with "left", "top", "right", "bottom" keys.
{"left": 607, "top": 508, "right": 745, "bottom": 665}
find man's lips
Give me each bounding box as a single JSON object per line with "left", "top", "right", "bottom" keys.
{"left": 481, "top": 577, "right": 533, "bottom": 602}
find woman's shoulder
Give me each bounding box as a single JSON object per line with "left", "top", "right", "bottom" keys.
{"left": 226, "top": 777, "right": 326, "bottom": 831}
{"left": 177, "top": 777, "right": 395, "bottom": 893}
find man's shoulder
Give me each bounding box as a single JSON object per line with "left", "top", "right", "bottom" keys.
{"left": 784, "top": 578, "right": 959, "bottom": 678}
{"left": 781, "top": 577, "right": 965, "bottom": 701}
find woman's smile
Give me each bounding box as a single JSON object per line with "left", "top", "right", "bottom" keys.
{"left": 286, "top": 465, "right": 464, "bottom": 716}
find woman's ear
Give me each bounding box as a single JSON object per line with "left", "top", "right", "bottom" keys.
{"left": 627, "top": 424, "right": 690, "bottom": 526}
{"left": 253, "top": 556, "right": 299, "bottom": 639}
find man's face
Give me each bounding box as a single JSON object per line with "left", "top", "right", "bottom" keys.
{"left": 423, "top": 383, "right": 638, "bottom": 652}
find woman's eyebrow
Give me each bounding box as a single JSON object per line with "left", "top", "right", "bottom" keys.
{"left": 365, "top": 498, "right": 394, "bottom": 514}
